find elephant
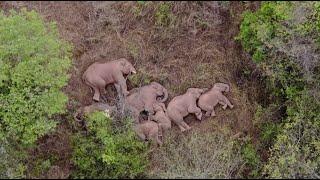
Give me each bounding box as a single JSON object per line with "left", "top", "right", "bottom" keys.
{"left": 82, "top": 58, "right": 137, "bottom": 102}
{"left": 125, "top": 82, "right": 168, "bottom": 122}
{"left": 133, "top": 120, "right": 163, "bottom": 146}
{"left": 166, "top": 88, "right": 206, "bottom": 132}
{"left": 198, "top": 82, "right": 234, "bottom": 118}
{"left": 73, "top": 102, "right": 117, "bottom": 133}
{"left": 73, "top": 102, "right": 117, "bottom": 122}
{"left": 149, "top": 102, "right": 171, "bottom": 136}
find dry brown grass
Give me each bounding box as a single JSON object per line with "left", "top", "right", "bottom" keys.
{"left": 148, "top": 128, "right": 245, "bottom": 179}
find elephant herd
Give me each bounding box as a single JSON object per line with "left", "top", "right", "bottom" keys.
{"left": 76, "top": 58, "right": 234, "bottom": 145}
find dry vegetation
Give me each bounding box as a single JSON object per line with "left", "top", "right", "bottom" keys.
{"left": 1, "top": 1, "right": 263, "bottom": 178}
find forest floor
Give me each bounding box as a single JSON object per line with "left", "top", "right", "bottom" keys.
{"left": 1, "top": 1, "right": 263, "bottom": 178}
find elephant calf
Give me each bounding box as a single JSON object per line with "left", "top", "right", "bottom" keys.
{"left": 198, "top": 83, "right": 234, "bottom": 117}
{"left": 167, "top": 88, "right": 205, "bottom": 132}
{"left": 126, "top": 82, "right": 168, "bottom": 121}
{"left": 133, "top": 121, "right": 163, "bottom": 146}
{"left": 149, "top": 103, "right": 171, "bottom": 136}
{"left": 82, "top": 58, "right": 136, "bottom": 102}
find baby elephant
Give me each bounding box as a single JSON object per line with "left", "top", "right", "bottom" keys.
{"left": 198, "top": 83, "right": 234, "bottom": 118}
{"left": 149, "top": 103, "right": 171, "bottom": 136}
{"left": 83, "top": 58, "right": 136, "bottom": 102}
{"left": 133, "top": 121, "right": 162, "bottom": 146}
{"left": 167, "top": 88, "right": 206, "bottom": 132}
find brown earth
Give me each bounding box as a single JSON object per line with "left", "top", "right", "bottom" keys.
{"left": 1, "top": 1, "right": 263, "bottom": 178}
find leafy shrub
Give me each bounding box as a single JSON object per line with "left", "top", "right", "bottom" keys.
{"left": 71, "top": 111, "right": 148, "bottom": 179}
{"left": 148, "top": 131, "right": 244, "bottom": 179}
{"left": 241, "top": 142, "right": 262, "bottom": 178}
{"left": 237, "top": 1, "right": 320, "bottom": 178}
{"left": 155, "top": 2, "right": 174, "bottom": 27}
{"left": 0, "top": 9, "right": 71, "bottom": 178}
{"left": 263, "top": 91, "right": 320, "bottom": 178}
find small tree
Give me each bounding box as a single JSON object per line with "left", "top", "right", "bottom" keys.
{"left": 71, "top": 111, "right": 148, "bottom": 179}
{"left": 0, "top": 9, "right": 71, "bottom": 178}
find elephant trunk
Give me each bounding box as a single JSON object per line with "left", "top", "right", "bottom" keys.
{"left": 159, "top": 88, "right": 168, "bottom": 103}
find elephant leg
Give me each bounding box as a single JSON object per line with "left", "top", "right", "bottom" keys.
{"left": 211, "top": 109, "right": 216, "bottom": 117}
{"left": 92, "top": 86, "right": 101, "bottom": 102}
{"left": 174, "top": 120, "right": 186, "bottom": 132}
{"left": 131, "top": 108, "right": 140, "bottom": 123}
{"left": 93, "top": 78, "right": 106, "bottom": 102}
{"left": 181, "top": 121, "right": 191, "bottom": 131}
{"left": 222, "top": 96, "right": 233, "bottom": 109}
{"left": 195, "top": 112, "right": 203, "bottom": 120}
{"left": 134, "top": 125, "right": 147, "bottom": 141}
{"left": 150, "top": 127, "right": 162, "bottom": 146}
{"left": 188, "top": 105, "right": 202, "bottom": 115}
{"left": 138, "top": 133, "right": 147, "bottom": 142}
{"left": 205, "top": 110, "right": 212, "bottom": 116}
{"left": 200, "top": 103, "right": 213, "bottom": 117}
{"left": 178, "top": 124, "right": 186, "bottom": 132}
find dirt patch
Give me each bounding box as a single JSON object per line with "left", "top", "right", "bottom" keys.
{"left": 1, "top": 1, "right": 262, "bottom": 178}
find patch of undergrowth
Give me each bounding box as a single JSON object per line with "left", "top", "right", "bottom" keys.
{"left": 70, "top": 111, "right": 149, "bottom": 179}
{"left": 237, "top": 1, "right": 320, "bottom": 178}
{"left": 155, "top": 2, "right": 174, "bottom": 27}
{"left": 148, "top": 130, "right": 244, "bottom": 179}
{"left": 0, "top": 9, "right": 71, "bottom": 178}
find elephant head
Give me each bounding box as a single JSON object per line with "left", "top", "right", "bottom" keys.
{"left": 213, "top": 83, "right": 230, "bottom": 92}
{"left": 118, "top": 58, "right": 137, "bottom": 75}
{"left": 150, "top": 82, "right": 168, "bottom": 103}
{"left": 186, "top": 88, "right": 205, "bottom": 98}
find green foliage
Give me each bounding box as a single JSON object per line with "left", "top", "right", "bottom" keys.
{"left": 0, "top": 9, "right": 71, "bottom": 178}
{"left": 29, "top": 159, "right": 52, "bottom": 178}
{"left": 241, "top": 142, "right": 262, "bottom": 178}
{"left": 237, "top": 1, "right": 320, "bottom": 178}
{"left": 264, "top": 91, "right": 320, "bottom": 178}
{"left": 71, "top": 112, "right": 148, "bottom": 179}
{"left": 236, "top": 2, "right": 292, "bottom": 63}
{"left": 155, "top": 2, "right": 173, "bottom": 27}
{"left": 260, "top": 122, "right": 280, "bottom": 145}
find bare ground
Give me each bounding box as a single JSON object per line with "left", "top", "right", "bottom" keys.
{"left": 1, "top": 1, "right": 263, "bottom": 178}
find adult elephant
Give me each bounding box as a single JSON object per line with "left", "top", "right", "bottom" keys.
{"left": 198, "top": 82, "right": 234, "bottom": 117}
{"left": 166, "top": 88, "right": 206, "bottom": 132}
{"left": 82, "top": 58, "right": 136, "bottom": 102}
{"left": 125, "top": 82, "right": 168, "bottom": 122}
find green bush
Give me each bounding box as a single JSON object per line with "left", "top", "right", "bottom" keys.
{"left": 155, "top": 2, "right": 174, "bottom": 27}
{"left": 0, "top": 9, "right": 71, "bottom": 178}
{"left": 71, "top": 111, "right": 148, "bottom": 179}
{"left": 237, "top": 1, "right": 320, "bottom": 178}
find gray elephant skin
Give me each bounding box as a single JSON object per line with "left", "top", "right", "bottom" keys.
{"left": 166, "top": 88, "right": 205, "bottom": 132}
{"left": 83, "top": 58, "right": 136, "bottom": 102}
{"left": 133, "top": 120, "right": 163, "bottom": 146}
{"left": 149, "top": 102, "right": 171, "bottom": 137}
{"left": 125, "top": 82, "right": 168, "bottom": 122}
{"left": 198, "top": 83, "right": 234, "bottom": 117}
